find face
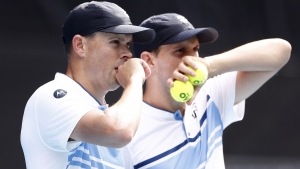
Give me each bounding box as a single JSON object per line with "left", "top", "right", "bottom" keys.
{"left": 152, "top": 36, "right": 200, "bottom": 92}
{"left": 83, "top": 32, "right": 132, "bottom": 91}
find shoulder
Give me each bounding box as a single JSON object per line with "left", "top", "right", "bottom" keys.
{"left": 32, "top": 80, "right": 69, "bottom": 101}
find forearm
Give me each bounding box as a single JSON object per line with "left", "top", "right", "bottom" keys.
{"left": 70, "top": 80, "right": 144, "bottom": 148}
{"left": 104, "top": 79, "right": 144, "bottom": 146}
{"left": 70, "top": 58, "right": 149, "bottom": 148}
{"left": 113, "top": 79, "right": 144, "bottom": 132}
{"left": 206, "top": 38, "right": 291, "bottom": 77}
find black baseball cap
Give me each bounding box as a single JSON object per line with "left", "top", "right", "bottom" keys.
{"left": 133, "top": 13, "right": 218, "bottom": 57}
{"left": 62, "top": 1, "right": 155, "bottom": 44}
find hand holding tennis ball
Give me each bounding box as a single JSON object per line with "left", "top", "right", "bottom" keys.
{"left": 186, "top": 62, "right": 208, "bottom": 85}
{"left": 170, "top": 80, "right": 194, "bottom": 102}
{"left": 170, "top": 61, "right": 208, "bottom": 102}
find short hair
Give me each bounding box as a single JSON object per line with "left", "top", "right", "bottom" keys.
{"left": 151, "top": 46, "right": 161, "bottom": 57}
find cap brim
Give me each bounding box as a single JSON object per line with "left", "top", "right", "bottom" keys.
{"left": 101, "top": 25, "right": 155, "bottom": 43}
{"left": 162, "top": 27, "right": 218, "bottom": 45}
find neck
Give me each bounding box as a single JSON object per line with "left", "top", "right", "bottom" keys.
{"left": 66, "top": 66, "right": 107, "bottom": 105}
{"left": 143, "top": 81, "right": 186, "bottom": 114}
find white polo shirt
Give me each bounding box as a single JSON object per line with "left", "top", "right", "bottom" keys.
{"left": 21, "top": 73, "right": 125, "bottom": 169}
{"left": 123, "top": 72, "right": 245, "bottom": 169}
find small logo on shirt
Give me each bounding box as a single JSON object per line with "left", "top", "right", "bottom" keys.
{"left": 191, "top": 102, "right": 197, "bottom": 119}
{"left": 192, "top": 110, "right": 197, "bottom": 118}
{"left": 53, "top": 89, "right": 67, "bottom": 98}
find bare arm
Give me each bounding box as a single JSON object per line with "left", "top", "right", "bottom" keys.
{"left": 168, "top": 38, "right": 291, "bottom": 105}
{"left": 70, "top": 59, "right": 151, "bottom": 148}
{"left": 205, "top": 38, "right": 291, "bottom": 104}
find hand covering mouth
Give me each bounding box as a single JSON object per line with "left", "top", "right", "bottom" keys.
{"left": 115, "top": 62, "right": 125, "bottom": 71}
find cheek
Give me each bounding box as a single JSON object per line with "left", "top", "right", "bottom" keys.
{"left": 87, "top": 51, "right": 102, "bottom": 66}
{"left": 157, "top": 55, "right": 180, "bottom": 73}
{"left": 86, "top": 50, "right": 110, "bottom": 73}
{"left": 156, "top": 61, "right": 176, "bottom": 79}
{"left": 167, "top": 59, "right": 181, "bottom": 71}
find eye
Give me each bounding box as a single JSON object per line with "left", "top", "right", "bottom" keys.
{"left": 127, "top": 42, "right": 132, "bottom": 48}
{"left": 193, "top": 46, "right": 200, "bottom": 51}
{"left": 175, "top": 48, "right": 185, "bottom": 53}
{"left": 111, "top": 40, "right": 120, "bottom": 45}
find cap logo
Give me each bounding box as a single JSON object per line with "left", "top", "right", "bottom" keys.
{"left": 53, "top": 89, "right": 67, "bottom": 99}
{"left": 176, "top": 15, "right": 189, "bottom": 26}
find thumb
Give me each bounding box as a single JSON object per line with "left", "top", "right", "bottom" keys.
{"left": 140, "top": 60, "right": 151, "bottom": 79}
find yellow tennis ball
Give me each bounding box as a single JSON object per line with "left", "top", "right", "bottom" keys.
{"left": 170, "top": 80, "right": 194, "bottom": 102}
{"left": 186, "top": 62, "right": 208, "bottom": 85}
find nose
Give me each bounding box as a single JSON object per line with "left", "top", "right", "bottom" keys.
{"left": 186, "top": 50, "right": 199, "bottom": 57}
{"left": 120, "top": 48, "right": 133, "bottom": 60}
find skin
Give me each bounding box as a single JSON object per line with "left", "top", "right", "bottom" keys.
{"left": 67, "top": 32, "right": 151, "bottom": 148}
{"left": 141, "top": 36, "right": 291, "bottom": 115}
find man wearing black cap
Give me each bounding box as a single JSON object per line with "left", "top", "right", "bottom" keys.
{"left": 123, "top": 13, "right": 291, "bottom": 169}
{"left": 20, "top": 1, "right": 155, "bottom": 169}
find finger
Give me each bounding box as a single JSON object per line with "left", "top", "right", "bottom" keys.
{"left": 172, "top": 69, "right": 189, "bottom": 82}
{"left": 191, "top": 57, "right": 208, "bottom": 69}
{"left": 140, "top": 59, "right": 151, "bottom": 79}
{"left": 167, "top": 78, "right": 174, "bottom": 87}
{"left": 178, "top": 62, "right": 196, "bottom": 77}
{"left": 182, "top": 56, "right": 199, "bottom": 70}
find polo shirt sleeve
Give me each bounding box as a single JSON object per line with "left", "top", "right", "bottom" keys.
{"left": 34, "top": 86, "right": 97, "bottom": 152}
{"left": 203, "top": 71, "right": 245, "bottom": 129}
{"left": 122, "top": 146, "right": 134, "bottom": 169}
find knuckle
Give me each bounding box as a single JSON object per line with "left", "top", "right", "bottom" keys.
{"left": 182, "top": 57, "right": 188, "bottom": 62}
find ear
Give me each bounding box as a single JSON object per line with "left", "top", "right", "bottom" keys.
{"left": 140, "top": 51, "right": 155, "bottom": 67}
{"left": 72, "top": 35, "right": 85, "bottom": 58}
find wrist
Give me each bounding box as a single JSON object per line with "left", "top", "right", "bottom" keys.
{"left": 204, "top": 57, "right": 217, "bottom": 78}
{"left": 205, "top": 54, "right": 231, "bottom": 78}
{"left": 128, "top": 75, "right": 144, "bottom": 86}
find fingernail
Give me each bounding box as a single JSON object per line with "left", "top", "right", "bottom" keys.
{"left": 191, "top": 72, "right": 196, "bottom": 76}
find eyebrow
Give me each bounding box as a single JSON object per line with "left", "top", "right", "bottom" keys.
{"left": 173, "top": 40, "right": 199, "bottom": 48}
{"left": 172, "top": 43, "right": 188, "bottom": 49}
{"left": 106, "top": 34, "right": 132, "bottom": 42}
